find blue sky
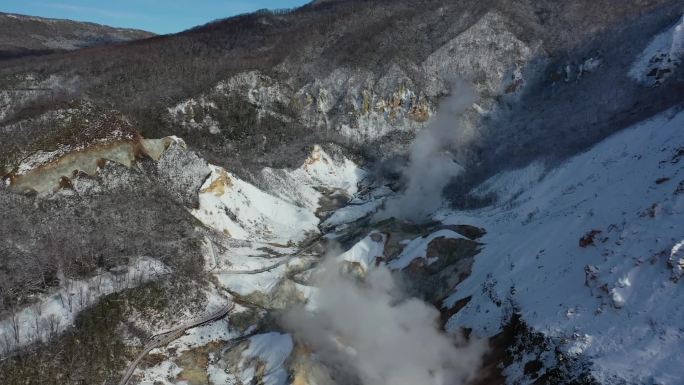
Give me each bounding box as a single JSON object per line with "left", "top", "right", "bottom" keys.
{"left": 0, "top": 0, "right": 310, "bottom": 34}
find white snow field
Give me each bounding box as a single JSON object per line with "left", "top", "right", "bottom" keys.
{"left": 439, "top": 108, "right": 684, "bottom": 384}
{"left": 192, "top": 164, "right": 320, "bottom": 243}
{"left": 193, "top": 146, "right": 365, "bottom": 244}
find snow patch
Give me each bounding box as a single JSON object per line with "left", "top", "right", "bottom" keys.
{"left": 322, "top": 199, "right": 383, "bottom": 228}
{"left": 135, "top": 360, "right": 183, "bottom": 385}
{"left": 629, "top": 15, "right": 684, "bottom": 85}
{"left": 669, "top": 240, "right": 684, "bottom": 281}
{"left": 337, "top": 232, "right": 387, "bottom": 271}
{"left": 388, "top": 229, "right": 467, "bottom": 270}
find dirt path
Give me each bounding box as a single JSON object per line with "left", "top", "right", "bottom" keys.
{"left": 117, "top": 302, "right": 234, "bottom": 385}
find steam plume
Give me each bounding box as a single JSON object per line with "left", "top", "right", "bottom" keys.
{"left": 381, "top": 81, "right": 475, "bottom": 222}
{"left": 282, "top": 252, "right": 486, "bottom": 385}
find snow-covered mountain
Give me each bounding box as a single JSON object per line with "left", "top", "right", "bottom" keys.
{"left": 442, "top": 108, "right": 684, "bottom": 384}
{"left": 0, "top": 1, "right": 683, "bottom": 385}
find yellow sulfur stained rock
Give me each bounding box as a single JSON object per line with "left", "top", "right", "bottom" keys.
{"left": 200, "top": 169, "right": 233, "bottom": 196}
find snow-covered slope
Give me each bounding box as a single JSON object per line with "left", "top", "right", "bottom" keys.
{"left": 192, "top": 146, "right": 365, "bottom": 244}
{"left": 260, "top": 145, "right": 366, "bottom": 212}
{"left": 630, "top": 15, "right": 684, "bottom": 86}
{"left": 440, "top": 108, "right": 684, "bottom": 384}
{"left": 0, "top": 257, "right": 169, "bottom": 355}
{"left": 192, "top": 164, "right": 320, "bottom": 243}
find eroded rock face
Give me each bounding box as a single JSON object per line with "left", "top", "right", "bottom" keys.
{"left": 155, "top": 6, "right": 552, "bottom": 171}
{"left": 290, "top": 343, "right": 338, "bottom": 385}
{"left": 422, "top": 11, "right": 539, "bottom": 99}
{"left": 1, "top": 102, "right": 139, "bottom": 177}
{"left": 237, "top": 279, "right": 309, "bottom": 310}
{"left": 152, "top": 142, "right": 211, "bottom": 209}
{"left": 166, "top": 29, "right": 537, "bottom": 165}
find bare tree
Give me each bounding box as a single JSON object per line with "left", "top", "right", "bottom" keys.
{"left": 32, "top": 301, "right": 43, "bottom": 342}
{"left": 9, "top": 303, "right": 20, "bottom": 345}
{"left": 1, "top": 331, "right": 14, "bottom": 355}
{"left": 95, "top": 273, "right": 104, "bottom": 295}
{"left": 46, "top": 314, "right": 61, "bottom": 340}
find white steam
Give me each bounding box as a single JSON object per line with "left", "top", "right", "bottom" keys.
{"left": 282, "top": 252, "right": 487, "bottom": 385}
{"left": 382, "top": 82, "right": 475, "bottom": 222}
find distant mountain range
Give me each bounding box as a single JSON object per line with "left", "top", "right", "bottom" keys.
{"left": 0, "top": 12, "right": 154, "bottom": 59}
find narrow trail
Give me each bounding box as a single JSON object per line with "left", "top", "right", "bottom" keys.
{"left": 216, "top": 235, "right": 325, "bottom": 275}
{"left": 117, "top": 302, "right": 234, "bottom": 385}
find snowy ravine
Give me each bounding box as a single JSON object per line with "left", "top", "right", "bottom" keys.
{"left": 192, "top": 145, "right": 366, "bottom": 244}
{"left": 437, "top": 108, "right": 684, "bottom": 384}
{"left": 0, "top": 257, "right": 170, "bottom": 355}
